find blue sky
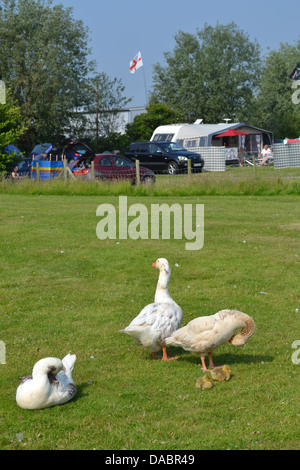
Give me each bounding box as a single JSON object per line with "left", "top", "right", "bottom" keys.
{"left": 52, "top": 0, "right": 300, "bottom": 107}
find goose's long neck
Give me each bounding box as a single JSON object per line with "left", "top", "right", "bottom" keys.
{"left": 155, "top": 268, "right": 171, "bottom": 303}
{"left": 32, "top": 358, "right": 62, "bottom": 379}
{"left": 230, "top": 313, "right": 256, "bottom": 345}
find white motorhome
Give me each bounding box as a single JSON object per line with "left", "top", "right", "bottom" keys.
{"left": 151, "top": 121, "right": 273, "bottom": 159}
{"left": 150, "top": 123, "right": 190, "bottom": 143}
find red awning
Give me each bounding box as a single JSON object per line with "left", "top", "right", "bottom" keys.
{"left": 215, "top": 129, "right": 249, "bottom": 137}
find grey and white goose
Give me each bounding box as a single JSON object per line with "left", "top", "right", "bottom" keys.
{"left": 16, "top": 354, "right": 77, "bottom": 409}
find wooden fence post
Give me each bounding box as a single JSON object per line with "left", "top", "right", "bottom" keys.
{"left": 91, "top": 161, "right": 95, "bottom": 180}
{"left": 63, "top": 158, "right": 68, "bottom": 181}
{"left": 252, "top": 155, "right": 257, "bottom": 177}
{"left": 135, "top": 159, "right": 140, "bottom": 185}
{"left": 36, "top": 162, "right": 40, "bottom": 182}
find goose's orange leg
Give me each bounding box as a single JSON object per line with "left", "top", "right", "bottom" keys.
{"left": 208, "top": 352, "right": 224, "bottom": 369}
{"left": 161, "top": 346, "right": 178, "bottom": 361}
{"left": 201, "top": 355, "right": 211, "bottom": 371}
{"left": 152, "top": 347, "right": 178, "bottom": 361}
{"left": 201, "top": 353, "right": 224, "bottom": 370}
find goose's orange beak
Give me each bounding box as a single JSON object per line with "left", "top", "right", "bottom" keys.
{"left": 152, "top": 262, "right": 157, "bottom": 268}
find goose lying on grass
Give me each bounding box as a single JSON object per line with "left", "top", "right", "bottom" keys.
{"left": 165, "top": 309, "right": 255, "bottom": 370}
{"left": 16, "top": 354, "right": 77, "bottom": 410}
{"left": 120, "top": 258, "right": 183, "bottom": 360}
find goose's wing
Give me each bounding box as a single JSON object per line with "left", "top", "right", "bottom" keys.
{"left": 56, "top": 354, "right": 77, "bottom": 391}
{"left": 124, "top": 302, "right": 181, "bottom": 330}
{"left": 120, "top": 302, "right": 182, "bottom": 351}
{"left": 165, "top": 314, "right": 219, "bottom": 350}
{"left": 178, "top": 315, "right": 218, "bottom": 336}
{"left": 50, "top": 380, "right": 77, "bottom": 405}
{"left": 125, "top": 303, "right": 170, "bottom": 327}
{"left": 127, "top": 303, "right": 161, "bottom": 328}
{"left": 172, "top": 316, "right": 217, "bottom": 340}
{"left": 43, "top": 357, "right": 77, "bottom": 407}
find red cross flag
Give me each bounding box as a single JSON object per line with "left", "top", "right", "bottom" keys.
{"left": 129, "top": 51, "right": 143, "bottom": 74}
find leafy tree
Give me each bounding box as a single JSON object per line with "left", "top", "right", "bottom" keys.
{"left": 89, "top": 103, "right": 183, "bottom": 154}
{"left": 126, "top": 102, "right": 184, "bottom": 142}
{"left": 254, "top": 42, "right": 300, "bottom": 138}
{"left": 83, "top": 73, "right": 131, "bottom": 139}
{"left": 152, "top": 23, "right": 261, "bottom": 123}
{"left": 151, "top": 32, "right": 201, "bottom": 122}
{"left": 0, "top": 0, "right": 95, "bottom": 151}
{"left": 90, "top": 132, "right": 130, "bottom": 155}
{"left": 0, "top": 90, "right": 26, "bottom": 172}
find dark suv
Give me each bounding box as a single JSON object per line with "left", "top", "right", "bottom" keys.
{"left": 125, "top": 141, "right": 204, "bottom": 175}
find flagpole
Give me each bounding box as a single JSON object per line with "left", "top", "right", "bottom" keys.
{"left": 130, "top": 51, "right": 148, "bottom": 105}
{"left": 142, "top": 66, "right": 148, "bottom": 105}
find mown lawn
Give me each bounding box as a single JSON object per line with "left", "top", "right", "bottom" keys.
{"left": 0, "top": 187, "right": 299, "bottom": 450}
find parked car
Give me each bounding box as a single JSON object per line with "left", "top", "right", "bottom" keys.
{"left": 70, "top": 154, "right": 156, "bottom": 184}
{"left": 50, "top": 141, "right": 96, "bottom": 162}
{"left": 125, "top": 141, "right": 204, "bottom": 175}
{"left": 28, "top": 143, "right": 52, "bottom": 159}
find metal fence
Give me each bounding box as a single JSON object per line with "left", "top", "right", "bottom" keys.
{"left": 273, "top": 143, "right": 300, "bottom": 169}
{"left": 193, "top": 147, "right": 226, "bottom": 172}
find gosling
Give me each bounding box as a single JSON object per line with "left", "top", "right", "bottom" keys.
{"left": 209, "top": 365, "right": 231, "bottom": 382}
{"left": 195, "top": 375, "right": 214, "bottom": 390}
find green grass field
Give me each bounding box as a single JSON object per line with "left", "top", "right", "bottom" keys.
{"left": 0, "top": 170, "right": 299, "bottom": 450}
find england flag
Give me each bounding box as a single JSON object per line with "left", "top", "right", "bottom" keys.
{"left": 129, "top": 51, "right": 143, "bottom": 74}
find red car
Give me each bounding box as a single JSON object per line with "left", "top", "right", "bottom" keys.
{"left": 70, "top": 154, "right": 156, "bottom": 184}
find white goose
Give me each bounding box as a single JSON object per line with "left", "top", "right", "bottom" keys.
{"left": 165, "top": 309, "right": 256, "bottom": 370}
{"left": 120, "top": 258, "right": 183, "bottom": 360}
{"left": 16, "top": 354, "right": 77, "bottom": 410}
